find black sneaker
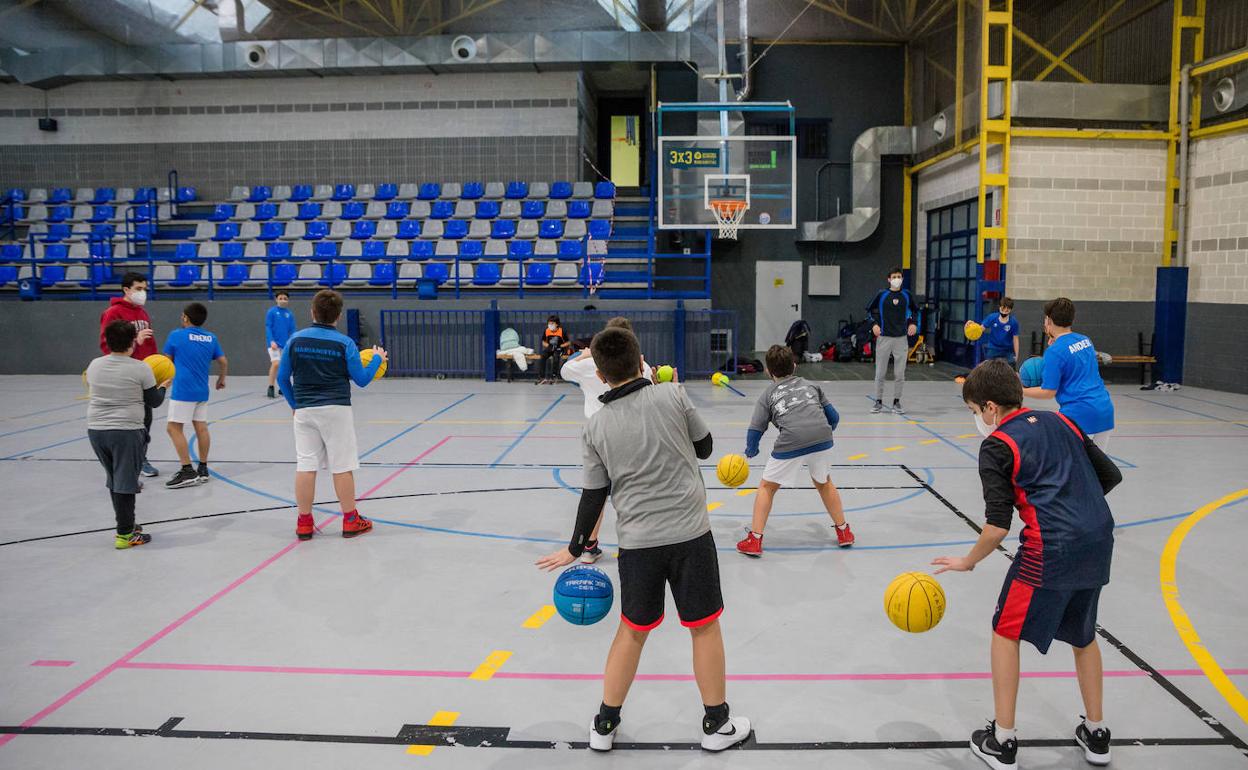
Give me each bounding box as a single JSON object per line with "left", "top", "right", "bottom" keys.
{"left": 1075, "top": 719, "right": 1111, "bottom": 766}
{"left": 165, "top": 466, "right": 199, "bottom": 489}
{"left": 266, "top": 385, "right": 276, "bottom": 399}
{"left": 870, "top": 400, "right": 884, "bottom": 414}
{"left": 197, "top": 465, "right": 210, "bottom": 484}
{"left": 970, "top": 721, "right": 1017, "bottom": 769}
{"left": 580, "top": 539, "right": 603, "bottom": 564}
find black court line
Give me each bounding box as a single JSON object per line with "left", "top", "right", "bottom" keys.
{"left": 898, "top": 464, "right": 1248, "bottom": 754}
{"left": 0, "top": 719, "right": 1235, "bottom": 752}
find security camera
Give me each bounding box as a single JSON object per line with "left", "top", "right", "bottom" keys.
{"left": 932, "top": 112, "right": 948, "bottom": 140}
{"left": 245, "top": 44, "right": 267, "bottom": 68}
{"left": 1213, "top": 77, "right": 1235, "bottom": 113}
{"left": 451, "top": 35, "right": 477, "bottom": 62}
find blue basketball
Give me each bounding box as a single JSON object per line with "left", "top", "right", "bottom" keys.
{"left": 553, "top": 564, "right": 614, "bottom": 626}
{"left": 1019, "top": 356, "right": 1045, "bottom": 388}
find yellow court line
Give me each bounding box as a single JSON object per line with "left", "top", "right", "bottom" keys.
{"left": 957, "top": 433, "right": 980, "bottom": 439}
{"left": 883, "top": 446, "right": 905, "bottom": 452}
{"left": 406, "top": 710, "right": 460, "bottom": 755}
{"left": 707, "top": 502, "right": 723, "bottom": 512}
{"left": 847, "top": 453, "right": 869, "bottom": 461}
{"left": 469, "top": 650, "right": 513, "bottom": 681}
{"left": 736, "top": 488, "right": 756, "bottom": 497}
{"left": 1160, "top": 488, "right": 1248, "bottom": 725}
{"left": 920, "top": 439, "right": 941, "bottom": 445}
{"left": 522, "top": 605, "right": 557, "bottom": 629}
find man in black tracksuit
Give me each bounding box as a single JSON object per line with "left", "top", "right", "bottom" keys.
{"left": 866, "top": 266, "right": 920, "bottom": 414}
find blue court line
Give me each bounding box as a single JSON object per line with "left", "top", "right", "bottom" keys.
{"left": 0, "top": 401, "right": 84, "bottom": 421}
{"left": 1104, "top": 452, "right": 1138, "bottom": 470}
{"left": 1121, "top": 392, "right": 1248, "bottom": 429}
{"left": 0, "top": 414, "right": 85, "bottom": 440}
{"left": 491, "top": 394, "right": 566, "bottom": 467}
{"left": 724, "top": 383, "right": 747, "bottom": 398}
{"left": 358, "top": 393, "right": 475, "bottom": 459}
{"left": 1171, "top": 392, "right": 1248, "bottom": 413}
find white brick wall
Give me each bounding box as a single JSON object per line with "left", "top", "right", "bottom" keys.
{"left": 1186, "top": 132, "right": 1248, "bottom": 305}
{"left": 0, "top": 72, "right": 578, "bottom": 145}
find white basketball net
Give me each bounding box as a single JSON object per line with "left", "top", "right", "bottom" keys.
{"left": 709, "top": 199, "right": 748, "bottom": 240}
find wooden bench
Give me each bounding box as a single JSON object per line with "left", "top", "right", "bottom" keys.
{"left": 496, "top": 352, "right": 542, "bottom": 382}
{"left": 1029, "top": 331, "right": 1156, "bottom": 384}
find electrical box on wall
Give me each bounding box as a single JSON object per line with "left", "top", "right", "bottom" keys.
{"left": 37, "top": 118, "right": 58, "bottom": 132}
{"left": 808, "top": 265, "right": 841, "bottom": 296}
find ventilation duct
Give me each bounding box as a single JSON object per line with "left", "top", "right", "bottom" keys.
{"left": 799, "top": 125, "right": 914, "bottom": 243}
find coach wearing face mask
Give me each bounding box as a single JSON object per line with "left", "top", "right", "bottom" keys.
{"left": 866, "top": 266, "right": 919, "bottom": 416}
{"left": 99, "top": 272, "right": 160, "bottom": 479}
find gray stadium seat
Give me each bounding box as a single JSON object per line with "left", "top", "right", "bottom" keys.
{"left": 292, "top": 241, "right": 314, "bottom": 258}
{"left": 500, "top": 262, "right": 520, "bottom": 285}
{"left": 312, "top": 185, "right": 334, "bottom": 201}
{"left": 553, "top": 262, "right": 579, "bottom": 285}
{"left": 345, "top": 262, "right": 371, "bottom": 286}
{"left": 244, "top": 241, "right": 267, "bottom": 260}
{"left": 277, "top": 202, "right": 299, "bottom": 220}
{"left": 468, "top": 220, "right": 491, "bottom": 239}
{"left": 229, "top": 186, "right": 250, "bottom": 202}
{"left": 528, "top": 182, "right": 549, "bottom": 199}
{"left": 588, "top": 239, "right": 608, "bottom": 256}
{"left": 421, "top": 220, "right": 444, "bottom": 239}
{"left": 281, "top": 221, "right": 306, "bottom": 240}
{"left": 199, "top": 241, "right": 220, "bottom": 258}
{"left": 272, "top": 185, "right": 293, "bottom": 201}
{"left": 74, "top": 187, "right": 94, "bottom": 202}
{"left": 67, "top": 243, "right": 89, "bottom": 259}
{"left": 294, "top": 263, "right": 321, "bottom": 286}
{"left": 592, "top": 200, "right": 614, "bottom": 218}
{"left": 516, "top": 220, "right": 539, "bottom": 239}
{"left": 484, "top": 182, "right": 505, "bottom": 199}
{"left": 197, "top": 264, "right": 223, "bottom": 287}
{"left": 387, "top": 239, "right": 408, "bottom": 257}
{"left": 398, "top": 263, "right": 422, "bottom": 285}
{"left": 484, "top": 239, "right": 508, "bottom": 259}
{"left": 499, "top": 200, "right": 521, "bottom": 219}
{"left": 246, "top": 264, "right": 269, "bottom": 287}
{"left": 535, "top": 240, "right": 558, "bottom": 257}
{"left": 440, "top": 183, "right": 462, "bottom": 199}
{"left": 23, "top": 205, "right": 47, "bottom": 222}
{"left": 364, "top": 201, "right": 386, "bottom": 220}
{"left": 375, "top": 220, "right": 398, "bottom": 240}
{"left": 239, "top": 222, "right": 262, "bottom": 240}
{"left": 321, "top": 201, "right": 343, "bottom": 220}
{"left": 70, "top": 205, "right": 91, "bottom": 222}
{"left": 191, "top": 222, "right": 214, "bottom": 242}
{"left": 235, "top": 203, "right": 256, "bottom": 221}
{"left": 328, "top": 221, "right": 351, "bottom": 240}
{"left": 356, "top": 184, "right": 376, "bottom": 200}
{"left": 564, "top": 220, "right": 587, "bottom": 239}
{"left": 397, "top": 183, "right": 419, "bottom": 200}
{"left": 410, "top": 201, "right": 432, "bottom": 219}
{"left": 572, "top": 182, "right": 594, "bottom": 198}
{"left": 546, "top": 200, "right": 568, "bottom": 219}
{"left": 453, "top": 200, "right": 475, "bottom": 219}
{"left": 435, "top": 240, "right": 458, "bottom": 258}
{"left": 340, "top": 240, "right": 363, "bottom": 258}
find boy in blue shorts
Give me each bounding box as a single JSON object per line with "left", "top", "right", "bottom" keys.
{"left": 1022, "top": 297, "right": 1115, "bottom": 447}
{"left": 933, "top": 359, "right": 1122, "bottom": 769}
{"left": 979, "top": 296, "right": 1020, "bottom": 365}
{"left": 266, "top": 290, "right": 296, "bottom": 399}
{"left": 163, "top": 302, "right": 228, "bottom": 489}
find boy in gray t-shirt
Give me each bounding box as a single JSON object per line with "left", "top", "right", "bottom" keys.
{"left": 737, "top": 345, "right": 855, "bottom": 557}
{"left": 87, "top": 321, "right": 168, "bottom": 549}
{"left": 537, "top": 327, "right": 751, "bottom": 753}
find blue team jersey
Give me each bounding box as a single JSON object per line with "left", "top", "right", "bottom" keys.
{"left": 1041, "top": 332, "right": 1114, "bottom": 435}
{"left": 981, "top": 311, "right": 1020, "bottom": 351}
{"left": 164, "top": 326, "right": 224, "bottom": 403}
{"left": 265, "top": 306, "right": 297, "bottom": 348}
{"left": 277, "top": 323, "right": 380, "bottom": 409}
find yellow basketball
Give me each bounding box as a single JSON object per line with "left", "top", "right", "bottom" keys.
{"left": 711, "top": 372, "right": 730, "bottom": 387}
{"left": 144, "top": 354, "right": 175, "bottom": 385}
{"left": 884, "top": 572, "right": 947, "bottom": 633}
{"left": 716, "top": 454, "right": 749, "bottom": 488}
{"left": 964, "top": 320, "right": 984, "bottom": 341}
{"left": 360, "top": 348, "right": 387, "bottom": 380}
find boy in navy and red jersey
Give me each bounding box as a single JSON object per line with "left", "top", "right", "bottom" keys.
{"left": 933, "top": 359, "right": 1122, "bottom": 770}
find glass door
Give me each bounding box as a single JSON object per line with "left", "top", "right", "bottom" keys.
{"left": 926, "top": 199, "right": 978, "bottom": 368}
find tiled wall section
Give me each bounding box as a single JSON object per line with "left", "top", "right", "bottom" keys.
{"left": 1007, "top": 138, "right": 1166, "bottom": 302}
{"left": 0, "top": 136, "right": 579, "bottom": 201}
{"left": 1186, "top": 131, "right": 1248, "bottom": 305}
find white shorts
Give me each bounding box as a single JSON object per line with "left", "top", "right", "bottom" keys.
{"left": 267, "top": 345, "right": 283, "bottom": 363}
{"left": 761, "top": 446, "right": 836, "bottom": 487}
{"left": 293, "top": 405, "right": 360, "bottom": 474}
{"left": 167, "top": 399, "right": 208, "bottom": 424}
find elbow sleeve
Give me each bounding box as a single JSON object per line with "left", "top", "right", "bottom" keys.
{"left": 693, "top": 432, "right": 713, "bottom": 460}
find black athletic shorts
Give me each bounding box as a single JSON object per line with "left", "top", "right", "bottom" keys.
{"left": 992, "top": 558, "right": 1102, "bottom": 654}
{"left": 88, "top": 428, "right": 146, "bottom": 495}
{"left": 617, "top": 531, "right": 723, "bottom": 631}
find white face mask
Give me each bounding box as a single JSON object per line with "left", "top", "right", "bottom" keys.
{"left": 129, "top": 289, "right": 147, "bottom": 306}
{"left": 974, "top": 409, "right": 998, "bottom": 438}
{"left": 889, "top": 277, "right": 903, "bottom": 290}
{"left": 548, "top": 323, "right": 557, "bottom": 331}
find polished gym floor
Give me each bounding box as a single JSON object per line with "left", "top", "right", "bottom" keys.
{"left": 1, "top": 374, "right": 1245, "bottom": 768}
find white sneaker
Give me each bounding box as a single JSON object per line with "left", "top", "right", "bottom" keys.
{"left": 701, "top": 715, "right": 751, "bottom": 752}
{"left": 588, "top": 716, "right": 617, "bottom": 752}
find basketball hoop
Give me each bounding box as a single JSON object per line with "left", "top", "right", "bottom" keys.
{"left": 709, "top": 199, "right": 748, "bottom": 240}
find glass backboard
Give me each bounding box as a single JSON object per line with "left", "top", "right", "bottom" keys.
{"left": 658, "top": 135, "right": 796, "bottom": 231}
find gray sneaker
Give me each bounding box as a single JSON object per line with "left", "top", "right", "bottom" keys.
{"left": 892, "top": 401, "right": 906, "bottom": 415}
{"left": 870, "top": 400, "right": 884, "bottom": 414}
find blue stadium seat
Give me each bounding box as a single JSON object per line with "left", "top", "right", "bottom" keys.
{"left": 48, "top": 188, "right": 72, "bottom": 204}
{"left": 588, "top": 219, "right": 612, "bottom": 239}
{"left": 42, "top": 224, "right": 71, "bottom": 243}
{"left": 289, "top": 184, "right": 313, "bottom": 202}
{"left": 558, "top": 240, "right": 584, "bottom": 260}
{"left": 40, "top": 265, "right": 66, "bottom": 287}
{"left": 89, "top": 241, "right": 115, "bottom": 260}
{"left": 0, "top": 265, "right": 18, "bottom": 286}
{"left": 473, "top": 262, "right": 501, "bottom": 286}
{"left": 508, "top": 240, "right": 533, "bottom": 260}
{"left": 170, "top": 265, "right": 200, "bottom": 288}
{"left": 361, "top": 241, "right": 386, "bottom": 261}
{"left": 131, "top": 203, "right": 159, "bottom": 223}
{"left": 259, "top": 222, "right": 285, "bottom": 241}
{"left": 209, "top": 204, "right": 235, "bottom": 222}
{"left": 176, "top": 187, "right": 197, "bottom": 203}
{"left": 89, "top": 188, "right": 115, "bottom": 205}
{"left": 525, "top": 262, "right": 552, "bottom": 286}
{"left": 351, "top": 220, "right": 377, "bottom": 240}
{"left": 213, "top": 223, "right": 240, "bottom": 241}
{"left": 397, "top": 220, "right": 422, "bottom": 240}
{"left": 267, "top": 263, "right": 295, "bottom": 287}
{"left": 430, "top": 201, "right": 454, "bottom": 220}
{"left": 539, "top": 220, "right": 565, "bottom": 239}
{"left": 218, "top": 264, "right": 250, "bottom": 287}
{"left": 341, "top": 201, "right": 366, "bottom": 220}
{"left": 247, "top": 186, "right": 272, "bottom": 203}
{"left": 385, "top": 202, "right": 410, "bottom": 220}
{"left": 41, "top": 244, "right": 69, "bottom": 261}
{"left": 46, "top": 205, "right": 72, "bottom": 223}
{"left": 133, "top": 188, "right": 156, "bottom": 204}
{"left": 550, "top": 182, "right": 573, "bottom": 199}
{"left": 423, "top": 262, "right": 449, "bottom": 285}
{"left": 319, "top": 263, "right": 347, "bottom": 287}
{"left": 369, "top": 263, "right": 396, "bottom": 286}
{"left": 1, "top": 244, "right": 23, "bottom": 261}
{"left": 303, "top": 221, "right": 330, "bottom": 240}
{"left": 88, "top": 205, "right": 115, "bottom": 223}
{"left": 505, "top": 181, "right": 528, "bottom": 199}
{"left": 80, "top": 265, "right": 113, "bottom": 289}
{"left": 332, "top": 184, "right": 355, "bottom": 202}
{"left": 461, "top": 182, "right": 484, "bottom": 200}
{"left": 443, "top": 220, "right": 469, "bottom": 239}
{"left": 491, "top": 220, "right": 517, "bottom": 239}
{"left": 374, "top": 183, "right": 398, "bottom": 201}
{"left": 313, "top": 242, "right": 338, "bottom": 261}
{"left": 220, "top": 242, "right": 245, "bottom": 261}
{"left": 475, "top": 201, "right": 500, "bottom": 219}
{"left": 567, "top": 200, "right": 592, "bottom": 219}
{"left": 595, "top": 181, "right": 616, "bottom": 199}
{"left": 580, "top": 263, "right": 605, "bottom": 286}
{"left": 91, "top": 224, "right": 116, "bottom": 240}
{"left": 418, "top": 183, "right": 441, "bottom": 201}
{"left": 521, "top": 200, "right": 545, "bottom": 219}
{"left": 297, "top": 202, "right": 321, "bottom": 221}
{"left": 173, "top": 243, "right": 198, "bottom": 262}
{"left": 253, "top": 203, "right": 277, "bottom": 221}
{"left": 408, "top": 240, "right": 435, "bottom": 260}
{"left": 3, "top": 188, "right": 25, "bottom": 202}
{"left": 459, "top": 240, "right": 484, "bottom": 258}
{"left": 268, "top": 242, "right": 292, "bottom": 260}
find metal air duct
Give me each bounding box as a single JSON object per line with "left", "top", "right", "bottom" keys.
{"left": 799, "top": 125, "right": 914, "bottom": 242}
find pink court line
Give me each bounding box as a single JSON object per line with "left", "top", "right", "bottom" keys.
{"left": 29, "top": 660, "right": 73, "bottom": 667}
{"left": 359, "top": 436, "right": 452, "bottom": 499}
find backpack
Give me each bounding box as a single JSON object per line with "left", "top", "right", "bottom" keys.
{"left": 785, "top": 319, "right": 811, "bottom": 358}
{"left": 835, "top": 338, "right": 855, "bottom": 361}
{"left": 499, "top": 327, "right": 520, "bottom": 350}
{"left": 736, "top": 357, "right": 766, "bottom": 374}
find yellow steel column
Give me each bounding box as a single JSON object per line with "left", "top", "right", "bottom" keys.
{"left": 1164, "top": 0, "right": 1206, "bottom": 267}
{"left": 903, "top": 43, "right": 913, "bottom": 272}
{"left": 977, "top": 0, "right": 1012, "bottom": 265}
{"left": 955, "top": 0, "right": 965, "bottom": 142}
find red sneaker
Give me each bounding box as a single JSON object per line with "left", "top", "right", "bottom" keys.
{"left": 736, "top": 530, "right": 763, "bottom": 557}
{"left": 296, "top": 513, "right": 315, "bottom": 541}
{"left": 342, "top": 511, "right": 373, "bottom": 539}
{"left": 835, "top": 523, "right": 855, "bottom": 548}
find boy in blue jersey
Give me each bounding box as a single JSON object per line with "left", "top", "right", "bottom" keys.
{"left": 933, "top": 359, "right": 1122, "bottom": 770}
{"left": 278, "top": 289, "right": 386, "bottom": 540}
{"left": 736, "top": 345, "right": 854, "bottom": 556}
{"left": 163, "top": 302, "right": 228, "bottom": 489}
{"left": 979, "top": 296, "right": 1020, "bottom": 365}
{"left": 867, "top": 266, "right": 920, "bottom": 414}
{"left": 265, "top": 290, "right": 296, "bottom": 399}
{"left": 1022, "top": 298, "right": 1115, "bottom": 447}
